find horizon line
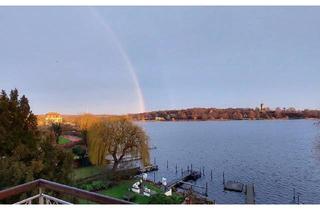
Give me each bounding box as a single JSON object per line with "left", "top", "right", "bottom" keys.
{"left": 35, "top": 105, "right": 320, "bottom": 116}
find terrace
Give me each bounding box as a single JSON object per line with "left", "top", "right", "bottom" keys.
{"left": 0, "top": 179, "right": 131, "bottom": 204}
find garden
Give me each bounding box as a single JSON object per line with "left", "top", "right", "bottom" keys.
{"left": 76, "top": 177, "right": 184, "bottom": 204}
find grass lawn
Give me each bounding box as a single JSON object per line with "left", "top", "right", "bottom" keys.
{"left": 73, "top": 166, "right": 103, "bottom": 180}
{"left": 58, "top": 136, "right": 71, "bottom": 144}
{"left": 99, "top": 180, "right": 153, "bottom": 204}
{"left": 99, "top": 179, "right": 180, "bottom": 204}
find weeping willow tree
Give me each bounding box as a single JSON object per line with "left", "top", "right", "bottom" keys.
{"left": 75, "top": 113, "right": 101, "bottom": 147}
{"left": 87, "top": 117, "right": 150, "bottom": 172}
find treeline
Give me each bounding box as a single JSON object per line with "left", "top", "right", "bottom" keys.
{"left": 128, "top": 107, "right": 320, "bottom": 121}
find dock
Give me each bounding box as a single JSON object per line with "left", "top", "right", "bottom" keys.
{"left": 178, "top": 182, "right": 208, "bottom": 197}
{"left": 167, "top": 170, "right": 201, "bottom": 189}
{"left": 224, "top": 181, "right": 244, "bottom": 192}
{"left": 139, "top": 164, "right": 158, "bottom": 173}
{"left": 245, "top": 183, "right": 255, "bottom": 204}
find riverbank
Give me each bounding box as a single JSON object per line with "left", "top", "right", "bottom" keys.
{"left": 133, "top": 118, "right": 320, "bottom": 122}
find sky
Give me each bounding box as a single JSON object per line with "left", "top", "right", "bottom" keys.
{"left": 0, "top": 6, "right": 320, "bottom": 114}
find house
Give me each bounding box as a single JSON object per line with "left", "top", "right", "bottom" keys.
{"left": 155, "top": 116, "right": 165, "bottom": 121}
{"left": 45, "top": 112, "right": 63, "bottom": 125}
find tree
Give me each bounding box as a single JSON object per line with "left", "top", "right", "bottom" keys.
{"left": 87, "top": 117, "right": 150, "bottom": 172}
{"left": 232, "top": 111, "right": 243, "bottom": 120}
{"left": 72, "top": 145, "right": 86, "bottom": 162}
{"left": 72, "top": 145, "right": 88, "bottom": 167}
{"left": 274, "top": 107, "right": 283, "bottom": 119}
{"left": 35, "top": 137, "right": 73, "bottom": 184}
{"left": 0, "top": 89, "right": 73, "bottom": 194}
{"left": 0, "top": 89, "right": 38, "bottom": 157}
{"left": 51, "top": 123, "right": 62, "bottom": 144}
{"left": 72, "top": 145, "right": 86, "bottom": 158}
{"left": 177, "top": 111, "right": 187, "bottom": 120}
{"left": 200, "top": 113, "right": 209, "bottom": 121}
{"left": 75, "top": 113, "right": 100, "bottom": 147}
{"left": 248, "top": 110, "right": 256, "bottom": 120}
{"left": 254, "top": 108, "right": 261, "bottom": 119}
{"left": 219, "top": 112, "right": 228, "bottom": 120}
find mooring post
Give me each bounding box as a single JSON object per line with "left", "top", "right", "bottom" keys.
{"left": 175, "top": 164, "right": 177, "bottom": 174}
{"left": 223, "top": 171, "right": 225, "bottom": 184}
{"left": 166, "top": 160, "right": 168, "bottom": 169}
{"left": 205, "top": 182, "right": 208, "bottom": 197}
{"left": 293, "top": 188, "right": 296, "bottom": 203}
{"left": 203, "top": 166, "right": 205, "bottom": 176}
{"left": 153, "top": 172, "right": 156, "bottom": 182}
{"left": 210, "top": 169, "right": 213, "bottom": 181}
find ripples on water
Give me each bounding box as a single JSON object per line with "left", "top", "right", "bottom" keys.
{"left": 137, "top": 120, "right": 320, "bottom": 204}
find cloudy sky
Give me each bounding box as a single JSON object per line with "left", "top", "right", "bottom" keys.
{"left": 0, "top": 6, "right": 319, "bottom": 114}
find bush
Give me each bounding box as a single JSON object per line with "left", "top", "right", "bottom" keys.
{"left": 91, "top": 180, "right": 106, "bottom": 190}
{"left": 72, "top": 145, "right": 86, "bottom": 158}
{"left": 82, "top": 183, "right": 94, "bottom": 191}
{"left": 80, "top": 180, "right": 106, "bottom": 192}
{"left": 149, "top": 193, "right": 184, "bottom": 204}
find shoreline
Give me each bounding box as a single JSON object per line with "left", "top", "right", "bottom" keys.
{"left": 134, "top": 118, "right": 320, "bottom": 122}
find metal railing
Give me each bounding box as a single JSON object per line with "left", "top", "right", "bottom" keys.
{"left": 0, "top": 179, "right": 131, "bottom": 204}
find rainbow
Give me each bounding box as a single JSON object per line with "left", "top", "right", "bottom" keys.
{"left": 88, "top": 7, "right": 146, "bottom": 114}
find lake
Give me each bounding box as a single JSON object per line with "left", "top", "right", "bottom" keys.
{"left": 138, "top": 120, "right": 320, "bottom": 204}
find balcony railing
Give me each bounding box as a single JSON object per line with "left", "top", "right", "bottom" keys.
{"left": 0, "top": 179, "right": 132, "bottom": 204}
{"left": 14, "top": 193, "right": 72, "bottom": 204}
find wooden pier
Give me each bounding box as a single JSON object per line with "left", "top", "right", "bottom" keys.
{"left": 224, "top": 181, "right": 244, "bottom": 192}
{"left": 178, "top": 182, "right": 208, "bottom": 197}
{"left": 139, "top": 164, "right": 158, "bottom": 173}
{"left": 167, "top": 170, "right": 201, "bottom": 189}
{"left": 245, "top": 183, "right": 255, "bottom": 204}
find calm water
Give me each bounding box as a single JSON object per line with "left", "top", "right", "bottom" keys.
{"left": 138, "top": 120, "right": 320, "bottom": 204}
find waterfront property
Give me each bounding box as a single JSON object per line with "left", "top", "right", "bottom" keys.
{"left": 69, "top": 163, "right": 187, "bottom": 204}
{"left": 45, "top": 112, "right": 63, "bottom": 125}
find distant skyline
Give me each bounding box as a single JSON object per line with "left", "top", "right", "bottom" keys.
{"left": 0, "top": 6, "right": 320, "bottom": 114}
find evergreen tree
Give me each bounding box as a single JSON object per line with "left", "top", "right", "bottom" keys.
{"left": 0, "top": 89, "right": 73, "bottom": 194}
